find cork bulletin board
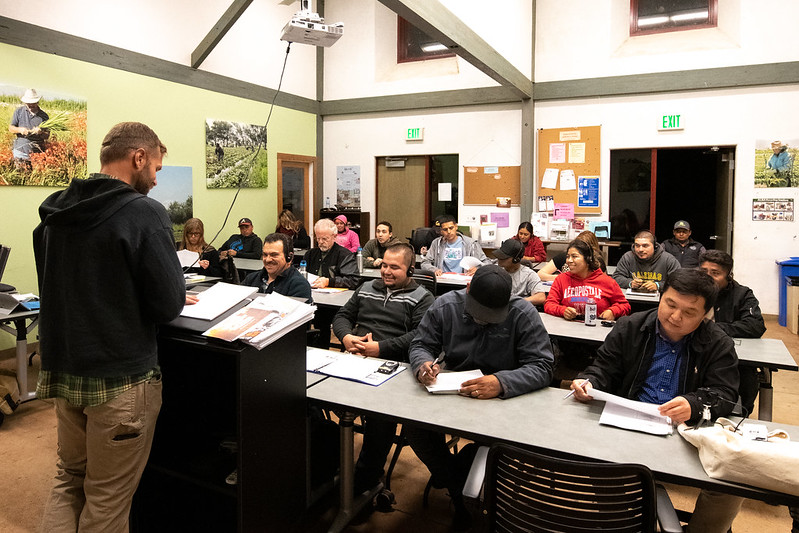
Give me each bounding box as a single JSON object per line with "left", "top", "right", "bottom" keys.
{"left": 463, "top": 166, "right": 521, "bottom": 205}
{"left": 537, "top": 126, "right": 601, "bottom": 214}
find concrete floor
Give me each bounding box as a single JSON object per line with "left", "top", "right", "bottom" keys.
{"left": 1, "top": 315, "right": 797, "bottom": 532}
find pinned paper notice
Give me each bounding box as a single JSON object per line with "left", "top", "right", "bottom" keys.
{"left": 560, "top": 169, "right": 577, "bottom": 190}
{"left": 568, "top": 143, "right": 585, "bottom": 164}
{"left": 549, "top": 143, "right": 566, "bottom": 164}
{"left": 438, "top": 182, "right": 452, "bottom": 201}
{"left": 541, "top": 168, "right": 559, "bottom": 189}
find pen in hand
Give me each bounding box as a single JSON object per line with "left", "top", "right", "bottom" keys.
{"left": 563, "top": 379, "right": 591, "bottom": 400}
{"left": 421, "top": 354, "right": 445, "bottom": 378}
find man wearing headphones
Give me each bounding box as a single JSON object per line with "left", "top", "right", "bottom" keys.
{"left": 612, "top": 230, "right": 680, "bottom": 293}
{"left": 332, "top": 243, "right": 435, "bottom": 494}
{"left": 699, "top": 250, "right": 766, "bottom": 417}
{"left": 493, "top": 238, "right": 547, "bottom": 305}
{"left": 241, "top": 233, "right": 312, "bottom": 302}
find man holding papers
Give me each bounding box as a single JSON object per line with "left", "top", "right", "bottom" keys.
{"left": 407, "top": 265, "right": 554, "bottom": 530}
{"left": 332, "top": 243, "right": 434, "bottom": 494}
{"left": 570, "top": 268, "right": 741, "bottom": 533}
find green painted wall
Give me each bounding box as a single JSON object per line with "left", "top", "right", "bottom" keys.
{"left": 0, "top": 43, "right": 316, "bottom": 350}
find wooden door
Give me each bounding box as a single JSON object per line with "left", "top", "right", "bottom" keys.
{"left": 277, "top": 153, "right": 314, "bottom": 232}
{"left": 376, "top": 156, "right": 427, "bottom": 245}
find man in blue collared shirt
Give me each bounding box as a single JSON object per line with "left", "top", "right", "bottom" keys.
{"left": 570, "top": 268, "right": 741, "bottom": 533}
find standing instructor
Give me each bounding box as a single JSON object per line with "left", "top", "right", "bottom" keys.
{"left": 33, "top": 122, "right": 194, "bottom": 532}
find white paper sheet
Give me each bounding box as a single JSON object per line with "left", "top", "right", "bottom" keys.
{"left": 315, "top": 352, "right": 407, "bottom": 386}
{"left": 180, "top": 282, "right": 257, "bottom": 320}
{"left": 460, "top": 256, "right": 483, "bottom": 270}
{"left": 587, "top": 388, "right": 673, "bottom": 435}
{"left": 438, "top": 182, "right": 452, "bottom": 201}
{"left": 559, "top": 169, "right": 577, "bottom": 190}
{"left": 177, "top": 249, "right": 201, "bottom": 268}
{"left": 541, "top": 168, "right": 559, "bottom": 189}
{"left": 425, "top": 369, "right": 484, "bottom": 394}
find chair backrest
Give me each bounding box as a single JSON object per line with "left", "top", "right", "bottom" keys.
{"left": 483, "top": 443, "right": 658, "bottom": 533}
{"left": 412, "top": 272, "right": 437, "bottom": 296}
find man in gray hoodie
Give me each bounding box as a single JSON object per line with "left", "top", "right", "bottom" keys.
{"left": 420, "top": 215, "right": 491, "bottom": 276}
{"left": 612, "top": 230, "right": 680, "bottom": 292}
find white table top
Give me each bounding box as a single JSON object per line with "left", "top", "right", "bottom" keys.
{"left": 307, "top": 371, "right": 799, "bottom": 505}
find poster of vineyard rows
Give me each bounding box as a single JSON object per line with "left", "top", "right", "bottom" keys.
{"left": 0, "top": 84, "right": 87, "bottom": 187}
{"left": 205, "top": 118, "right": 268, "bottom": 189}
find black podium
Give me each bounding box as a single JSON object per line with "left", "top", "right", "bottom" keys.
{"left": 132, "top": 314, "right": 308, "bottom": 532}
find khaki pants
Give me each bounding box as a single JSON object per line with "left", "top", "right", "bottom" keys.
{"left": 687, "top": 489, "right": 744, "bottom": 533}
{"left": 39, "top": 377, "right": 162, "bottom": 533}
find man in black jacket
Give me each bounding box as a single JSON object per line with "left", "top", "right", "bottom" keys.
{"left": 570, "top": 268, "right": 741, "bottom": 533}
{"left": 219, "top": 217, "right": 263, "bottom": 260}
{"left": 700, "top": 250, "right": 766, "bottom": 417}
{"left": 332, "top": 244, "right": 434, "bottom": 494}
{"left": 241, "top": 233, "right": 311, "bottom": 302}
{"left": 33, "top": 122, "right": 194, "bottom": 531}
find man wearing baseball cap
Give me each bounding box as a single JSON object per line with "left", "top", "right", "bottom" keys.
{"left": 663, "top": 219, "right": 706, "bottom": 268}
{"left": 493, "top": 238, "right": 547, "bottom": 305}
{"left": 219, "top": 217, "right": 263, "bottom": 260}
{"left": 8, "top": 88, "right": 50, "bottom": 170}
{"left": 406, "top": 264, "right": 554, "bottom": 529}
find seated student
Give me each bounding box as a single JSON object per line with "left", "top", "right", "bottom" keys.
{"left": 544, "top": 239, "right": 630, "bottom": 321}
{"left": 219, "top": 217, "right": 263, "bottom": 260}
{"left": 570, "top": 268, "right": 741, "bottom": 533}
{"left": 700, "top": 250, "right": 766, "bottom": 417}
{"left": 333, "top": 214, "right": 360, "bottom": 253}
{"left": 275, "top": 208, "right": 310, "bottom": 249}
{"left": 178, "top": 217, "right": 222, "bottom": 277}
{"left": 538, "top": 230, "right": 606, "bottom": 281}
{"left": 241, "top": 233, "right": 311, "bottom": 302}
{"left": 410, "top": 215, "right": 445, "bottom": 255}
{"left": 493, "top": 238, "right": 546, "bottom": 305}
{"left": 512, "top": 221, "right": 546, "bottom": 263}
{"left": 305, "top": 218, "right": 359, "bottom": 349}
{"left": 407, "top": 265, "right": 554, "bottom": 530}
{"left": 420, "top": 214, "right": 491, "bottom": 276}
{"left": 361, "top": 221, "right": 401, "bottom": 268}
{"left": 612, "top": 230, "right": 679, "bottom": 293}
{"left": 332, "top": 244, "right": 434, "bottom": 494}
{"left": 663, "top": 220, "right": 706, "bottom": 268}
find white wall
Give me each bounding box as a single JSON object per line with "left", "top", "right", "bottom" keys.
{"left": 0, "top": 0, "right": 318, "bottom": 100}
{"left": 535, "top": 85, "right": 799, "bottom": 314}
{"left": 323, "top": 0, "right": 532, "bottom": 100}
{"left": 535, "top": 0, "right": 799, "bottom": 82}
{"left": 323, "top": 104, "right": 523, "bottom": 243}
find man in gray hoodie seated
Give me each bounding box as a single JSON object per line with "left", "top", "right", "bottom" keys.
{"left": 612, "top": 230, "right": 680, "bottom": 293}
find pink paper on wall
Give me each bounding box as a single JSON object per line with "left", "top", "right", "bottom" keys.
{"left": 553, "top": 203, "right": 574, "bottom": 220}
{"left": 490, "top": 212, "right": 510, "bottom": 228}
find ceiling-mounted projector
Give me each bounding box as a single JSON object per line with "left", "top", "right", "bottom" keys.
{"left": 280, "top": 0, "right": 343, "bottom": 47}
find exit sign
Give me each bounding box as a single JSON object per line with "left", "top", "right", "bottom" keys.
{"left": 406, "top": 127, "right": 424, "bottom": 141}
{"left": 659, "top": 114, "right": 684, "bottom": 131}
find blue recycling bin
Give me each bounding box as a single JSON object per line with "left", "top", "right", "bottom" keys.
{"left": 777, "top": 257, "right": 799, "bottom": 326}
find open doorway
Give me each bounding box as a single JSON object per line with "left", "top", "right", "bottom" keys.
{"left": 375, "top": 154, "right": 459, "bottom": 244}
{"left": 608, "top": 146, "right": 735, "bottom": 264}
{"left": 277, "top": 153, "right": 314, "bottom": 233}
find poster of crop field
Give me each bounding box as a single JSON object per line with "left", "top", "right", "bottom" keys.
{"left": 0, "top": 84, "right": 87, "bottom": 187}
{"left": 754, "top": 138, "right": 798, "bottom": 188}
{"left": 205, "top": 118, "right": 268, "bottom": 189}
{"left": 148, "top": 166, "right": 193, "bottom": 242}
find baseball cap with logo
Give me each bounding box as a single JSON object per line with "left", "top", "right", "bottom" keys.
{"left": 673, "top": 220, "right": 690, "bottom": 230}
{"left": 464, "top": 265, "right": 512, "bottom": 324}
{"left": 238, "top": 217, "right": 253, "bottom": 227}
{"left": 492, "top": 239, "right": 524, "bottom": 261}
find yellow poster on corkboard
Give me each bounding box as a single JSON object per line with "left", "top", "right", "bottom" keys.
{"left": 537, "top": 126, "right": 601, "bottom": 214}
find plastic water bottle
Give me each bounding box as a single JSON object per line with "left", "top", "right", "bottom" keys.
{"left": 325, "top": 196, "right": 331, "bottom": 209}
{"left": 356, "top": 247, "right": 363, "bottom": 273}
{"left": 299, "top": 260, "right": 307, "bottom": 279}
{"left": 584, "top": 297, "right": 597, "bottom": 327}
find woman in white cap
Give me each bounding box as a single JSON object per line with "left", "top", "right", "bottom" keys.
{"left": 8, "top": 88, "right": 50, "bottom": 169}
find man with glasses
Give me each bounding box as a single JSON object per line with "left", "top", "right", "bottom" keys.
{"left": 420, "top": 215, "right": 491, "bottom": 276}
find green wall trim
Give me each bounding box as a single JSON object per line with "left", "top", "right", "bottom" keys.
{"left": 321, "top": 87, "right": 522, "bottom": 116}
